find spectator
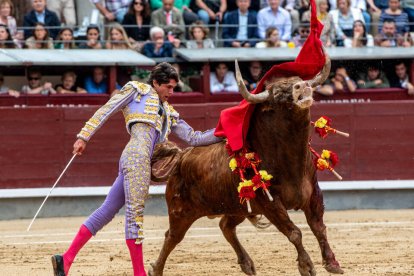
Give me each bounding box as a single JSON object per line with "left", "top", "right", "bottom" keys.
{"left": 91, "top": 0, "right": 132, "bottom": 23}
{"left": 172, "top": 63, "right": 193, "bottom": 92}
{"left": 378, "top": 0, "right": 410, "bottom": 36}
{"left": 55, "top": 71, "right": 87, "bottom": 94}
{"left": 150, "top": 0, "right": 199, "bottom": 25}
{"left": 21, "top": 69, "right": 56, "bottom": 95}
{"left": 47, "top": 0, "right": 76, "bottom": 26}
{"left": 390, "top": 61, "right": 414, "bottom": 94}
{"left": 23, "top": 0, "right": 61, "bottom": 39}
{"left": 227, "top": 0, "right": 261, "bottom": 12}
{"left": 0, "top": 72, "right": 19, "bottom": 97}
{"left": 142, "top": 26, "right": 175, "bottom": 57}
{"left": 0, "top": 24, "right": 15, "bottom": 48}
{"left": 78, "top": 24, "right": 104, "bottom": 49}
{"left": 54, "top": 27, "right": 76, "bottom": 49}
{"left": 195, "top": 0, "right": 227, "bottom": 24}
{"left": 402, "top": 0, "right": 414, "bottom": 31}
{"left": 329, "top": 66, "right": 357, "bottom": 92}
{"left": 84, "top": 67, "right": 108, "bottom": 94}
{"left": 367, "top": 0, "right": 388, "bottom": 35}
{"left": 25, "top": 22, "right": 54, "bottom": 49}
{"left": 344, "top": 20, "right": 374, "bottom": 47}
{"left": 186, "top": 20, "right": 215, "bottom": 48}
{"left": 222, "top": 0, "right": 259, "bottom": 48}
{"left": 151, "top": 0, "right": 186, "bottom": 42}
{"left": 255, "top": 26, "right": 288, "bottom": 48}
{"left": 329, "top": 0, "right": 364, "bottom": 46}
{"left": 0, "top": 0, "right": 23, "bottom": 47}
{"left": 291, "top": 21, "right": 310, "bottom": 47}
{"left": 122, "top": 0, "right": 151, "bottom": 51}
{"left": 210, "top": 62, "right": 238, "bottom": 94}
{"left": 281, "top": 0, "right": 301, "bottom": 34}
{"left": 302, "top": 0, "right": 335, "bottom": 47}
{"left": 243, "top": 61, "right": 263, "bottom": 91}
{"left": 106, "top": 23, "right": 134, "bottom": 49}
{"left": 374, "top": 18, "right": 412, "bottom": 46}
{"left": 357, "top": 64, "right": 390, "bottom": 88}
{"left": 257, "top": 0, "right": 292, "bottom": 41}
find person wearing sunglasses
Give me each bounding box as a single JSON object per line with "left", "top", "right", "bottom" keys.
{"left": 291, "top": 21, "right": 310, "bottom": 47}
{"left": 21, "top": 68, "right": 56, "bottom": 95}
{"left": 122, "top": 0, "right": 151, "bottom": 51}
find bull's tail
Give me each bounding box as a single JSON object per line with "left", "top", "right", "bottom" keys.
{"left": 247, "top": 215, "right": 271, "bottom": 229}
{"left": 151, "top": 141, "right": 182, "bottom": 182}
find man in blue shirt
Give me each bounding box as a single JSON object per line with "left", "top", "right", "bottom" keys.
{"left": 84, "top": 67, "right": 108, "bottom": 94}
{"left": 257, "top": 0, "right": 292, "bottom": 41}
{"left": 23, "top": 0, "right": 61, "bottom": 39}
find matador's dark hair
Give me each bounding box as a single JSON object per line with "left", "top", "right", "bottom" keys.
{"left": 147, "top": 62, "right": 179, "bottom": 87}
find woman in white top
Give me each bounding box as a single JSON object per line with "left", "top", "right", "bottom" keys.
{"left": 210, "top": 62, "right": 238, "bottom": 94}
{"left": 344, "top": 20, "right": 374, "bottom": 47}
{"left": 186, "top": 20, "right": 215, "bottom": 49}
{"left": 255, "top": 27, "right": 288, "bottom": 48}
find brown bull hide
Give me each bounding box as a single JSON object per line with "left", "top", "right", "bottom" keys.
{"left": 149, "top": 57, "right": 343, "bottom": 276}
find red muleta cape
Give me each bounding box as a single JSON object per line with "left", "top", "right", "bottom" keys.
{"left": 214, "top": 0, "right": 326, "bottom": 152}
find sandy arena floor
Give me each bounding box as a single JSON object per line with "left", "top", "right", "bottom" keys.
{"left": 0, "top": 209, "right": 413, "bottom": 276}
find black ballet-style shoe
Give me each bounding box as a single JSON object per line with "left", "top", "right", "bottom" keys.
{"left": 51, "top": 254, "right": 65, "bottom": 276}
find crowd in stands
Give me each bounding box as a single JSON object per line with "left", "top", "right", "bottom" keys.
{"left": 0, "top": 0, "right": 413, "bottom": 96}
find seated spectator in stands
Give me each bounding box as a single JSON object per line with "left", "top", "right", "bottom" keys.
{"left": 106, "top": 23, "right": 134, "bottom": 49}
{"left": 227, "top": 0, "right": 261, "bottom": 11}
{"left": 195, "top": 0, "right": 227, "bottom": 24}
{"left": 331, "top": 0, "right": 371, "bottom": 31}
{"left": 357, "top": 64, "right": 390, "bottom": 88}
{"left": 142, "top": 26, "right": 175, "bottom": 57}
{"left": 54, "top": 27, "right": 76, "bottom": 49}
{"left": 291, "top": 21, "right": 310, "bottom": 47}
{"left": 92, "top": 0, "right": 131, "bottom": 23}
{"left": 78, "top": 25, "right": 104, "bottom": 49}
{"left": 243, "top": 61, "right": 263, "bottom": 91}
{"left": 46, "top": 0, "right": 76, "bottom": 26}
{"left": 84, "top": 67, "right": 109, "bottom": 94}
{"left": 367, "top": 0, "right": 388, "bottom": 36}
{"left": 402, "top": 0, "right": 414, "bottom": 32}
{"left": 210, "top": 62, "right": 238, "bottom": 94}
{"left": 25, "top": 22, "right": 54, "bottom": 49}
{"left": 0, "top": 0, "right": 23, "bottom": 48}
{"left": 257, "top": 0, "right": 292, "bottom": 41}
{"left": 151, "top": 0, "right": 186, "bottom": 44}
{"left": 374, "top": 18, "right": 412, "bottom": 46}
{"left": 186, "top": 20, "right": 215, "bottom": 48}
{"left": 255, "top": 27, "right": 288, "bottom": 48}
{"left": 390, "top": 61, "right": 414, "bottom": 94}
{"left": 344, "top": 20, "right": 374, "bottom": 47}
{"left": 0, "top": 24, "right": 15, "bottom": 48}
{"left": 378, "top": 0, "right": 410, "bottom": 37}
{"left": 21, "top": 69, "right": 56, "bottom": 95}
{"left": 55, "top": 71, "right": 87, "bottom": 94}
{"left": 23, "top": 0, "right": 61, "bottom": 39}
{"left": 0, "top": 72, "right": 19, "bottom": 97}
{"left": 122, "top": 0, "right": 151, "bottom": 52}
{"left": 302, "top": 0, "right": 335, "bottom": 47}
{"left": 222, "top": 0, "right": 259, "bottom": 48}
{"left": 280, "top": 0, "right": 301, "bottom": 34}
{"left": 319, "top": 66, "right": 357, "bottom": 94}
{"left": 150, "top": 0, "right": 199, "bottom": 25}
{"left": 329, "top": 0, "right": 365, "bottom": 46}
{"left": 172, "top": 63, "right": 193, "bottom": 92}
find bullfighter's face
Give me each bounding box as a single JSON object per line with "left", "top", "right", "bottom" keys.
{"left": 153, "top": 79, "right": 177, "bottom": 103}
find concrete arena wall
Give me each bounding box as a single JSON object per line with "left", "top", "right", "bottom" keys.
{"left": 1, "top": 100, "right": 414, "bottom": 189}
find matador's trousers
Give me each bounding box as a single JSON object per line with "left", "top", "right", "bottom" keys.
{"left": 84, "top": 123, "right": 157, "bottom": 242}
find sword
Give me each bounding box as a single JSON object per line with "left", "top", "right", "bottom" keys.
{"left": 27, "top": 153, "right": 77, "bottom": 231}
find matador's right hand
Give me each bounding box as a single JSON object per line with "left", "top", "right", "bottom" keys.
{"left": 73, "top": 138, "right": 87, "bottom": 155}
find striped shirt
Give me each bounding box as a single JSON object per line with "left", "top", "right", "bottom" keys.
{"left": 91, "top": 0, "right": 131, "bottom": 13}
{"left": 378, "top": 11, "right": 410, "bottom": 34}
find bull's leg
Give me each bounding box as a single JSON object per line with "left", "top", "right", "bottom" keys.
{"left": 263, "top": 198, "right": 316, "bottom": 276}
{"left": 148, "top": 214, "right": 196, "bottom": 276}
{"left": 219, "top": 215, "right": 256, "bottom": 275}
{"left": 303, "top": 186, "right": 344, "bottom": 274}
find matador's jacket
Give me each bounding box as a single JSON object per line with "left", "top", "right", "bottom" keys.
{"left": 78, "top": 81, "right": 221, "bottom": 242}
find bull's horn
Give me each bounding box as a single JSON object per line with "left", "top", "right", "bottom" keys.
{"left": 235, "top": 60, "right": 269, "bottom": 104}
{"left": 308, "top": 47, "right": 331, "bottom": 88}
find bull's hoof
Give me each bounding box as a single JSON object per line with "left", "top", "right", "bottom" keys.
{"left": 325, "top": 263, "right": 344, "bottom": 274}
{"left": 238, "top": 258, "right": 256, "bottom": 275}
{"left": 147, "top": 262, "right": 162, "bottom": 276}
{"left": 297, "top": 254, "right": 316, "bottom": 276}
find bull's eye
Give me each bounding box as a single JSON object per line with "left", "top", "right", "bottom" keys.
{"left": 294, "top": 84, "right": 300, "bottom": 90}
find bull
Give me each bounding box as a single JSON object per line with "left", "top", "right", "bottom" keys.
{"left": 148, "top": 51, "right": 344, "bottom": 276}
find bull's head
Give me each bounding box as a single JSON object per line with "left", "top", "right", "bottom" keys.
{"left": 235, "top": 49, "right": 331, "bottom": 109}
